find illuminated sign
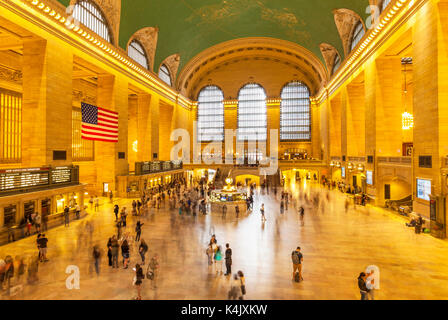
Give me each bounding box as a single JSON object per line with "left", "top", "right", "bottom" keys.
{"left": 366, "top": 171, "right": 373, "bottom": 185}
{"left": 341, "top": 167, "right": 346, "bottom": 178}
{"left": 417, "top": 179, "right": 431, "bottom": 201}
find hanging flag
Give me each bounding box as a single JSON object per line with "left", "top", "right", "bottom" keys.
{"left": 81, "top": 102, "right": 118, "bottom": 142}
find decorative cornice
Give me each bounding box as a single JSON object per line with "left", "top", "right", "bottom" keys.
{"left": 0, "top": 65, "right": 22, "bottom": 83}
{"left": 72, "top": 89, "right": 96, "bottom": 104}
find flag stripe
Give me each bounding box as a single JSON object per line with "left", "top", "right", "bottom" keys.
{"left": 98, "top": 107, "right": 118, "bottom": 116}
{"left": 82, "top": 136, "right": 118, "bottom": 143}
{"left": 98, "top": 113, "right": 118, "bottom": 121}
{"left": 82, "top": 130, "right": 118, "bottom": 139}
{"left": 82, "top": 125, "right": 118, "bottom": 134}
{"left": 98, "top": 117, "right": 118, "bottom": 125}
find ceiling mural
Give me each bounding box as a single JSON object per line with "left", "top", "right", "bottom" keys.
{"left": 56, "top": 0, "right": 370, "bottom": 74}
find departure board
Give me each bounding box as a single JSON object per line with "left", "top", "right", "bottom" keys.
{"left": 0, "top": 166, "right": 79, "bottom": 195}
{"left": 0, "top": 167, "right": 50, "bottom": 192}
{"left": 51, "top": 167, "right": 72, "bottom": 184}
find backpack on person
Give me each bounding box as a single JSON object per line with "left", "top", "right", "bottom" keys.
{"left": 292, "top": 251, "right": 301, "bottom": 265}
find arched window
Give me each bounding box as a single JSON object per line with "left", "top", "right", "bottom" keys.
{"left": 381, "top": 0, "right": 391, "bottom": 12}
{"left": 158, "top": 64, "right": 172, "bottom": 86}
{"left": 197, "top": 86, "right": 224, "bottom": 142}
{"left": 72, "top": 0, "right": 112, "bottom": 43}
{"left": 332, "top": 53, "right": 341, "bottom": 75}
{"left": 128, "top": 40, "right": 149, "bottom": 69}
{"left": 237, "top": 83, "right": 267, "bottom": 142}
{"left": 350, "top": 21, "right": 365, "bottom": 51}
{"left": 280, "top": 81, "right": 311, "bottom": 141}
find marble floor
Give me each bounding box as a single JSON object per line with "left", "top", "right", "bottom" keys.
{"left": 2, "top": 182, "right": 448, "bottom": 300}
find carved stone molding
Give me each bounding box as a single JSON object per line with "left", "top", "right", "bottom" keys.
{"left": 0, "top": 65, "right": 22, "bottom": 84}
{"left": 127, "top": 27, "right": 159, "bottom": 71}
{"left": 333, "top": 8, "right": 364, "bottom": 57}
{"left": 319, "top": 43, "right": 340, "bottom": 76}
{"left": 69, "top": 0, "right": 121, "bottom": 46}
{"left": 160, "top": 54, "right": 181, "bottom": 87}
{"left": 72, "top": 89, "right": 96, "bottom": 104}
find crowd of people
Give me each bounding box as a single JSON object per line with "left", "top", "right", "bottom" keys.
{"left": 0, "top": 170, "right": 404, "bottom": 300}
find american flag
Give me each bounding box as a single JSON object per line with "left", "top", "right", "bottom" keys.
{"left": 81, "top": 102, "right": 118, "bottom": 143}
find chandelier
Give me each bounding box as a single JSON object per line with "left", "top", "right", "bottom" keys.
{"left": 401, "top": 57, "right": 413, "bottom": 130}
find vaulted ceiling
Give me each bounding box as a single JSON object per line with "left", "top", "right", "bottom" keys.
{"left": 57, "top": 0, "right": 370, "bottom": 74}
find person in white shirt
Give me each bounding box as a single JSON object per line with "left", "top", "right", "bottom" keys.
{"left": 366, "top": 270, "right": 375, "bottom": 300}
{"left": 75, "top": 204, "right": 81, "bottom": 219}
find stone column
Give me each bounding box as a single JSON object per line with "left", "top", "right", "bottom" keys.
{"left": 22, "top": 38, "right": 73, "bottom": 167}
{"left": 95, "top": 74, "right": 128, "bottom": 193}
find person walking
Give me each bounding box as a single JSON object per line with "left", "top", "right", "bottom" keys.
{"left": 237, "top": 270, "right": 246, "bottom": 300}
{"left": 222, "top": 204, "right": 227, "bottom": 219}
{"left": 235, "top": 205, "right": 240, "bottom": 219}
{"left": 135, "top": 221, "right": 144, "bottom": 242}
{"left": 139, "top": 239, "right": 148, "bottom": 265}
{"left": 93, "top": 245, "right": 101, "bottom": 276}
{"left": 34, "top": 214, "right": 41, "bottom": 234}
{"left": 110, "top": 235, "right": 119, "bottom": 268}
{"left": 260, "top": 204, "right": 267, "bottom": 222}
{"left": 299, "top": 206, "right": 305, "bottom": 226}
{"left": 133, "top": 264, "right": 144, "bottom": 300}
{"left": 228, "top": 274, "right": 242, "bottom": 300}
{"left": 94, "top": 196, "right": 99, "bottom": 212}
{"left": 107, "top": 237, "right": 113, "bottom": 267}
{"left": 121, "top": 208, "right": 127, "bottom": 228}
{"left": 121, "top": 239, "right": 130, "bottom": 269}
{"left": 75, "top": 203, "right": 81, "bottom": 220}
{"left": 214, "top": 246, "right": 223, "bottom": 275}
{"left": 148, "top": 254, "right": 159, "bottom": 289}
{"left": 64, "top": 206, "right": 70, "bottom": 227}
{"left": 38, "top": 234, "right": 49, "bottom": 262}
{"left": 291, "top": 247, "right": 303, "bottom": 282}
{"left": 280, "top": 200, "right": 285, "bottom": 214}
{"left": 114, "top": 205, "right": 119, "bottom": 221}
{"left": 206, "top": 244, "right": 214, "bottom": 266}
{"left": 225, "top": 243, "right": 232, "bottom": 276}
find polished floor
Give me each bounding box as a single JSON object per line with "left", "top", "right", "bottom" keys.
{"left": 2, "top": 182, "right": 448, "bottom": 300}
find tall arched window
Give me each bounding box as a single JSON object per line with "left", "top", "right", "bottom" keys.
{"left": 158, "top": 64, "right": 172, "bottom": 86}
{"left": 350, "top": 21, "right": 365, "bottom": 51}
{"left": 237, "top": 83, "right": 267, "bottom": 141}
{"left": 381, "top": 0, "right": 391, "bottom": 12}
{"left": 197, "top": 86, "right": 224, "bottom": 142}
{"left": 128, "top": 40, "right": 149, "bottom": 69}
{"left": 72, "top": 0, "right": 112, "bottom": 43}
{"left": 280, "top": 81, "right": 311, "bottom": 141}
{"left": 332, "top": 53, "right": 341, "bottom": 75}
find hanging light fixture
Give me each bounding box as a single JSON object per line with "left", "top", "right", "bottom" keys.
{"left": 401, "top": 57, "right": 414, "bottom": 130}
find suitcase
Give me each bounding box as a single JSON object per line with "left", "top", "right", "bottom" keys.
{"left": 294, "top": 272, "right": 301, "bottom": 283}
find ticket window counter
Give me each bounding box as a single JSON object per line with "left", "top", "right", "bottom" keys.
{"left": 56, "top": 196, "right": 66, "bottom": 213}
{"left": 3, "top": 205, "right": 17, "bottom": 228}
{"left": 41, "top": 198, "right": 51, "bottom": 218}
{"left": 23, "top": 201, "right": 36, "bottom": 224}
